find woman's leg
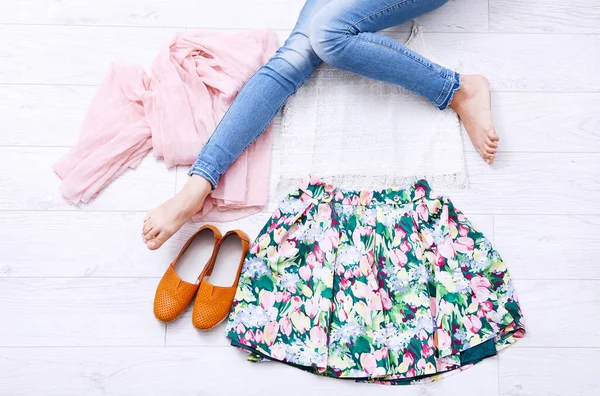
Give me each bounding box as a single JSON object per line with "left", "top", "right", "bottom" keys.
{"left": 142, "top": 0, "right": 328, "bottom": 250}
{"left": 309, "top": 0, "right": 499, "bottom": 163}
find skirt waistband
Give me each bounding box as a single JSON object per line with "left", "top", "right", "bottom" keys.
{"left": 298, "top": 177, "right": 432, "bottom": 206}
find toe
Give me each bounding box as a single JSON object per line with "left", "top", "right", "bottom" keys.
{"left": 143, "top": 212, "right": 151, "bottom": 222}
{"left": 142, "top": 221, "right": 154, "bottom": 236}
{"left": 485, "top": 138, "right": 499, "bottom": 157}
{"left": 477, "top": 148, "right": 488, "bottom": 161}
{"left": 489, "top": 132, "right": 500, "bottom": 142}
{"left": 146, "top": 239, "right": 157, "bottom": 250}
{"left": 144, "top": 227, "right": 160, "bottom": 242}
{"left": 478, "top": 146, "right": 495, "bottom": 163}
{"left": 484, "top": 145, "right": 496, "bottom": 154}
{"left": 147, "top": 232, "right": 167, "bottom": 250}
{"left": 485, "top": 137, "right": 498, "bottom": 147}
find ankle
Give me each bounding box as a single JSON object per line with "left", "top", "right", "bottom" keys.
{"left": 185, "top": 175, "right": 212, "bottom": 195}
{"left": 450, "top": 75, "right": 475, "bottom": 110}
{"left": 177, "top": 176, "right": 211, "bottom": 213}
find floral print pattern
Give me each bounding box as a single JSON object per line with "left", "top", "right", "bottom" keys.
{"left": 226, "top": 178, "right": 525, "bottom": 384}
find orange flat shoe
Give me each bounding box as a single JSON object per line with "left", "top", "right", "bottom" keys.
{"left": 153, "top": 225, "right": 221, "bottom": 323}
{"left": 192, "top": 229, "right": 250, "bottom": 331}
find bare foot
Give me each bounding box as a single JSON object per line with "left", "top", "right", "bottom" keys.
{"left": 450, "top": 74, "right": 499, "bottom": 164}
{"left": 142, "top": 175, "right": 212, "bottom": 250}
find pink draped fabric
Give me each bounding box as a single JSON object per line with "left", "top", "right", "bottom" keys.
{"left": 53, "top": 29, "right": 277, "bottom": 221}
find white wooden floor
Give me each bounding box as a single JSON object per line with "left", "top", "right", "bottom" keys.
{"left": 1, "top": 1, "right": 599, "bottom": 395}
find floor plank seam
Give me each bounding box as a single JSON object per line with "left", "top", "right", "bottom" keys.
{"left": 5, "top": 145, "right": 600, "bottom": 155}
{"left": 2, "top": 277, "right": 598, "bottom": 280}
{"left": 2, "top": 81, "right": 600, "bottom": 94}
{"left": 0, "top": 345, "right": 595, "bottom": 349}
{"left": 0, "top": 276, "right": 164, "bottom": 279}
{"left": 2, "top": 22, "right": 600, "bottom": 36}
{"left": 3, "top": 210, "right": 599, "bottom": 216}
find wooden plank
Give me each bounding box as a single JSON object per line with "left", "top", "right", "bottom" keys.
{"left": 491, "top": 92, "right": 600, "bottom": 153}
{"left": 436, "top": 152, "right": 600, "bottom": 215}
{"left": 0, "top": 25, "right": 174, "bottom": 85}
{"left": 0, "top": 0, "right": 306, "bottom": 30}
{"left": 0, "top": 147, "right": 175, "bottom": 211}
{"left": 0, "top": 346, "right": 498, "bottom": 396}
{"left": 0, "top": 85, "right": 95, "bottom": 147}
{"left": 168, "top": 280, "right": 600, "bottom": 351}
{"left": 273, "top": 152, "right": 600, "bottom": 217}
{"left": 3, "top": 26, "right": 599, "bottom": 92}
{"left": 424, "top": 32, "right": 600, "bottom": 92}
{"left": 3, "top": 88, "right": 599, "bottom": 154}
{"left": 0, "top": 84, "right": 282, "bottom": 148}
{"left": 0, "top": 211, "right": 234, "bottom": 277}
{"left": 513, "top": 280, "right": 600, "bottom": 348}
{"left": 0, "top": 25, "right": 287, "bottom": 86}
{"left": 490, "top": 0, "right": 600, "bottom": 34}
{"left": 412, "top": 0, "right": 488, "bottom": 32}
{"left": 0, "top": 0, "right": 488, "bottom": 32}
{"left": 494, "top": 215, "right": 600, "bottom": 280}
{"left": 0, "top": 209, "right": 281, "bottom": 278}
{"left": 499, "top": 347, "right": 600, "bottom": 396}
{"left": 0, "top": 278, "right": 164, "bottom": 346}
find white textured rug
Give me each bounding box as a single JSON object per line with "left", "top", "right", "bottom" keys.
{"left": 278, "top": 22, "right": 467, "bottom": 194}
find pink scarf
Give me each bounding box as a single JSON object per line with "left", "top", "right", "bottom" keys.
{"left": 53, "top": 29, "right": 277, "bottom": 221}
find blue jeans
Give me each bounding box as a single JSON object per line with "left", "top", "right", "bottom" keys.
{"left": 190, "top": 0, "right": 458, "bottom": 188}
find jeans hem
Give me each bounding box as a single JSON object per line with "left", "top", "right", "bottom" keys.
{"left": 437, "top": 72, "right": 461, "bottom": 110}
{"left": 188, "top": 162, "right": 219, "bottom": 189}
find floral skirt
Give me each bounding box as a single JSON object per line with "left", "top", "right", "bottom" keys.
{"left": 226, "top": 178, "right": 525, "bottom": 385}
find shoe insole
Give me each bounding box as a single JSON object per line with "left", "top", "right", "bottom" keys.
{"left": 175, "top": 230, "right": 216, "bottom": 284}
{"left": 206, "top": 235, "right": 243, "bottom": 287}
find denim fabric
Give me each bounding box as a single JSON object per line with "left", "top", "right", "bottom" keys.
{"left": 190, "top": 0, "right": 458, "bottom": 188}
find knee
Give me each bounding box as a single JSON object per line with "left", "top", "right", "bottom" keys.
{"left": 264, "top": 33, "right": 318, "bottom": 87}
{"left": 308, "top": 8, "right": 351, "bottom": 66}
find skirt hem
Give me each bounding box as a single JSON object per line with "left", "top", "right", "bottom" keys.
{"left": 228, "top": 334, "right": 521, "bottom": 385}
